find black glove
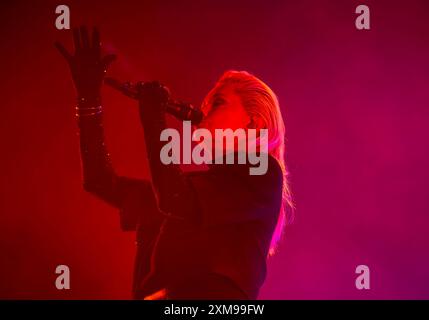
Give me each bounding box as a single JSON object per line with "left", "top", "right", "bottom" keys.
{"left": 137, "top": 81, "right": 171, "bottom": 127}
{"left": 55, "top": 26, "right": 116, "bottom": 101}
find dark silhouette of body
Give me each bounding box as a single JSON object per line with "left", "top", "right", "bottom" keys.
{"left": 56, "top": 26, "right": 283, "bottom": 299}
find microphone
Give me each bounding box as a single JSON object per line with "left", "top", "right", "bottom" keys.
{"left": 105, "top": 77, "right": 204, "bottom": 124}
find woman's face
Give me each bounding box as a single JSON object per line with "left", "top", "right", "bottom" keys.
{"left": 198, "top": 86, "right": 251, "bottom": 134}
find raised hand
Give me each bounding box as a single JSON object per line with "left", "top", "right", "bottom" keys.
{"left": 55, "top": 26, "right": 116, "bottom": 101}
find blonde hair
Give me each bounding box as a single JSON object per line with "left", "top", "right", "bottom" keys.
{"left": 202, "top": 70, "right": 294, "bottom": 257}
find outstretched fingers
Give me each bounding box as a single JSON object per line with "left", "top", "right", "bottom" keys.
{"left": 80, "top": 26, "right": 90, "bottom": 49}
{"left": 72, "top": 27, "right": 81, "bottom": 52}
{"left": 92, "top": 27, "right": 101, "bottom": 56}
{"left": 54, "top": 41, "right": 72, "bottom": 62}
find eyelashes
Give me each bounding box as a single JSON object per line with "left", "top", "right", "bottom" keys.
{"left": 205, "top": 96, "right": 227, "bottom": 117}
{"left": 211, "top": 98, "right": 225, "bottom": 110}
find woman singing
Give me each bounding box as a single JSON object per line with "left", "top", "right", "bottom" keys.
{"left": 56, "top": 26, "right": 293, "bottom": 300}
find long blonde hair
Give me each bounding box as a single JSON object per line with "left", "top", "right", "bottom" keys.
{"left": 202, "top": 70, "right": 294, "bottom": 257}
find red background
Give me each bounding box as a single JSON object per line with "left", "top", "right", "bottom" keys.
{"left": 1, "top": 0, "right": 429, "bottom": 299}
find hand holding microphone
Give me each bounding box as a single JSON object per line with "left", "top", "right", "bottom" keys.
{"left": 105, "top": 77, "right": 204, "bottom": 124}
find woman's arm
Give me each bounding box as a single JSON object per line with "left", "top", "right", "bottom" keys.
{"left": 76, "top": 103, "right": 122, "bottom": 207}
{"left": 56, "top": 27, "right": 194, "bottom": 224}
{"left": 137, "top": 83, "right": 198, "bottom": 223}
{"left": 78, "top": 112, "right": 163, "bottom": 229}
{"left": 56, "top": 27, "right": 163, "bottom": 231}
{"left": 55, "top": 26, "right": 121, "bottom": 206}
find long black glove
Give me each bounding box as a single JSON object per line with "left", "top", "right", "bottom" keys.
{"left": 137, "top": 82, "right": 199, "bottom": 223}
{"left": 55, "top": 26, "right": 116, "bottom": 102}
{"left": 55, "top": 26, "right": 120, "bottom": 205}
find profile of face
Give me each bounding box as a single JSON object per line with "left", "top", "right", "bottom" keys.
{"left": 196, "top": 84, "right": 263, "bottom": 158}
{"left": 198, "top": 86, "right": 251, "bottom": 134}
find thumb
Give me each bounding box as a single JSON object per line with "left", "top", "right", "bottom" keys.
{"left": 54, "top": 41, "right": 72, "bottom": 62}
